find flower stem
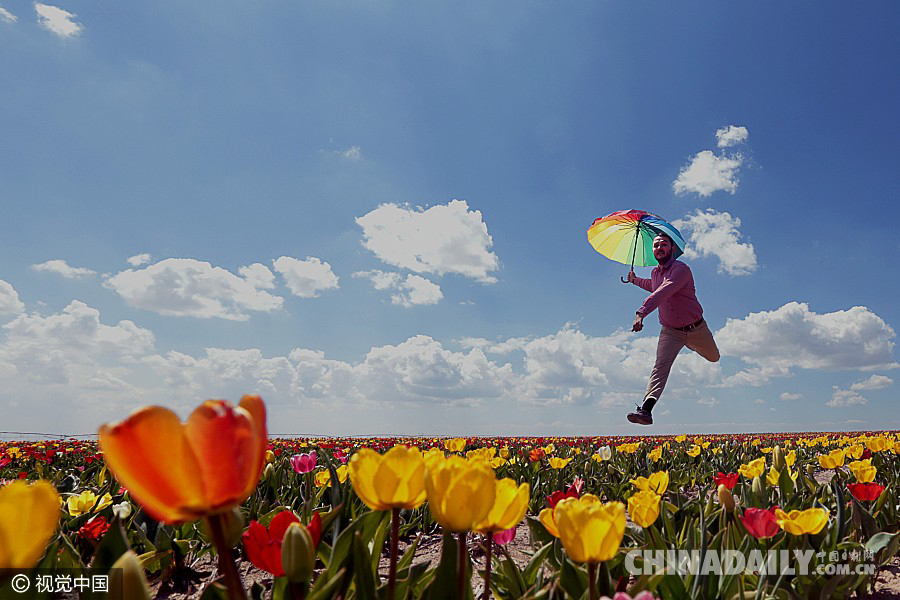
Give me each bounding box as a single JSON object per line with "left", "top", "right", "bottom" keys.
{"left": 482, "top": 532, "right": 493, "bottom": 600}
{"left": 206, "top": 513, "right": 248, "bottom": 600}
{"left": 588, "top": 562, "right": 598, "bottom": 600}
{"left": 388, "top": 507, "right": 400, "bottom": 600}
{"left": 457, "top": 532, "right": 467, "bottom": 600}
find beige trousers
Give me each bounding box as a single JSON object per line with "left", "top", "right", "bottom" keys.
{"left": 643, "top": 321, "right": 719, "bottom": 409}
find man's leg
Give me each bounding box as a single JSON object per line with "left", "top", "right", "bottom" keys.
{"left": 629, "top": 327, "right": 685, "bottom": 424}
{"left": 685, "top": 322, "right": 720, "bottom": 363}
{"left": 642, "top": 327, "right": 686, "bottom": 411}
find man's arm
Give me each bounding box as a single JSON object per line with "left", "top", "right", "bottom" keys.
{"left": 627, "top": 271, "right": 653, "bottom": 292}
{"left": 636, "top": 263, "right": 690, "bottom": 319}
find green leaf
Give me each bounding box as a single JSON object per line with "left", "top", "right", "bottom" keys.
{"left": 396, "top": 535, "right": 421, "bottom": 573}
{"left": 523, "top": 542, "right": 553, "bottom": 587}
{"left": 866, "top": 531, "right": 900, "bottom": 565}
{"left": 352, "top": 532, "right": 378, "bottom": 600}
{"left": 850, "top": 496, "right": 881, "bottom": 540}
{"left": 558, "top": 557, "right": 588, "bottom": 600}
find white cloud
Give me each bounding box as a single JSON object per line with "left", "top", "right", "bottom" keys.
{"left": 716, "top": 125, "right": 749, "bottom": 148}
{"left": 673, "top": 209, "right": 757, "bottom": 275}
{"left": 0, "top": 280, "right": 25, "bottom": 316}
{"left": 673, "top": 150, "right": 743, "bottom": 197}
{"left": 342, "top": 146, "right": 362, "bottom": 160}
{"left": 353, "top": 270, "right": 443, "bottom": 307}
{"left": 780, "top": 392, "right": 802, "bottom": 401}
{"left": 272, "top": 256, "right": 339, "bottom": 298}
{"left": 34, "top": 3, "right": 82, "bottom": 37}
{"left": 754, "top": 398, "right": 766, "bottom": 404}
{"left": 717, "top": 302, "right": 897, "bottom": 373}
{"left": 0, "top": 6, "right": 17, "bottom": 22}
{"left": 356, "top": 199, "right": 499, "bottom": 283}
{"left": 850, "top": 374, "right": 893, "bottom": 391}
{"left": 697, "top": 397, "right": 719, "bottom": 406}
{"left": 239, "top": 263, "right": 277, "bottom": 290}
{"left": 127, "top": 253, "right": 152, "bottom": 267}
{"left": 104, "top": 258, "right": 284, "bottom": 320}
{"left": 31, "top": 259, "right": 96, "bottom": 279}
{"left": 826, "top": 387, "right": 868, "bottom": 408}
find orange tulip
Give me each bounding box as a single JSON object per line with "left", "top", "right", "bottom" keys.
{"left": 98, "top": 395, "right": 267, "bottom": 524}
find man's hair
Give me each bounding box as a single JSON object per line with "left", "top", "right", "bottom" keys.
{"left": 654, "top": 232, "right": 674, "bottom": 246}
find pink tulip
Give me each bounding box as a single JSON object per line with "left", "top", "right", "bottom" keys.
{"left": 493, "top": 525, "right": 517, "bottom": 545}
{"left": 290, "top": 451, "right": 317, "bottom": 474}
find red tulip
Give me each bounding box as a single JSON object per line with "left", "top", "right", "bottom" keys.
{"left": 242, "top": 511, "right": 321, "bottom": 577}
{"left": 546, "top": 479, "right": 582, "bottom": 508}
{"left": 714, "top": 472, "right": 739, "bottom": 491}
{"left": 847, "top": 482, "right": 885, "bottom": 502}
{"left": 78, "top": 516, "right": 111, "bottom": 541}
{"left": 740, "top": 507, "right": 780, "bottom": 539}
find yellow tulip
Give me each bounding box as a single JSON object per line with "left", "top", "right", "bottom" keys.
{"left": 314, "top": 471, "right": 331, "bottom": 487}
{"left": 775, "top": 508, "right": 829, "bottom": 535}
{"left": 817, "top": 449, "right": 845, "bottom": 469}
{"left": 617, "top": 443, "right": 640, "bottom": 454}
{"left": 498, "top": 446, "right": 510, "bottom": 460}
{"left": 0, "top": 480, "right": 60, "bottom": 569}
{"left": 539, "top": 493, "right": 601, "bottom": 538}
{"left": 265, "top": 450, "right": 276, "bottom": 464}
{"left": 848, "top": 460, "right": 877, "bottom": 483}
{"left": 474, "top": 478, "right": 530, "bottom": 533}
{"left": 543, "top": 443, "right": 556, "bottom": 454}
{"left": 686, "top": 445, "right": 701, "bottom": 457}
{"left": 554, "top": 497, "right": 626, "bottom": 563}
{"left": 844, "top": 444, "right": 864, "bottom": 460}
{"left": 765, "top": 466, "right": 797, "bottom": 486}
{"left": 425, "top": 455, "right": 495, "bottom": 532}
{"left": 548, "top": 457, "right": 572, "bottom": 469}
{"left": 424, "top": 447, "right": 445, "bottom": 467}
{"left": 738, "top": 457, "right": 766, "bottom": 479}
{"left": 443, "top": 438, "right": 466, "bottom": 453}
{"left": 630, "top": 471, "right": 669, "bottom": 495}
{"left": 865, "top": 436, "right": 891, "bottom": 453}
{"left": 627, "top": 491, "right": 661, "bottom": 528}
{"left": 67, "top": 490, "right": 113, "bottom": 516}
{"left": 648, "top": 447, "right": 663, "bottom": 463}
{"left": 785, "top": 450, "right": 796, "bottom": 467}
{"left": 348, "top": 445, "right": 426, "bottom": 511}
{"left": 675, "top": 435, "right": 687, "bottom": 443}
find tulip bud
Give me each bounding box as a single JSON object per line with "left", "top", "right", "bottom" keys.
{"left": 806, "top": 464, "right": 816, "bottom": 479}
{"left": 751, "top": 475, "right": 763, "bottom": 498}
{"left": 108, "top": 550, "right": 151, "bottom": 600}
{"left": 773, "top": 446, "right": 786, "bottom": 472}
{"left": 266, "top": 449, "right": 276, "bottom": 463}
{"left": 282, "top": 522, "right": 315, "bottom": 583}
{"left": 717, "top": 484, "right": 735, "bottom": 513}
{"left": 201, "top": 507, "right": 244, "bottom": 548}
{"left": 264, "top": 463, "right": 275, "bottom": 481}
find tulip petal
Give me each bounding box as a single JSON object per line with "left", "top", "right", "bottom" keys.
{"left": 0, "top": 480, "right": 60, "bottom": 569}
{"left": 185, "top": 400, "right": 266, "bottom": 513}
{"left": 99, "top": 406, "right": 207, "bottom": 523}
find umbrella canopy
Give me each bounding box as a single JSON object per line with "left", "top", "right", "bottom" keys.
{"left": 587, "top": 209, "right": 686, "bottom": 270}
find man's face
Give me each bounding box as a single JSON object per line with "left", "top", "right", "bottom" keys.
{"left": 653, "top": 236, "right": 673, "bottom": 263}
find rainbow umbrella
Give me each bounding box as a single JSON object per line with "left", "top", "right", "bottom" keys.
{"left": 587, "top": 209, "right": 686, "bottom": 282}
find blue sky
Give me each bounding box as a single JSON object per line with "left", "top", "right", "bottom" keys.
{"left": 1, "top": 0, "right": 897, "bottom": 436}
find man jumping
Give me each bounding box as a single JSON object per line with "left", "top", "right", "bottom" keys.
{"left": 625, "top": 233, "right": 719, "bottom": 425}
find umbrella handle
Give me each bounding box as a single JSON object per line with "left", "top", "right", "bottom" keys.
{"left": 621, "top": 276, "right": 629, "bottom": 284}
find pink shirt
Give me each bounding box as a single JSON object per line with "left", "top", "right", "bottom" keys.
{"left": 632, "top": 258, "right": 704, "bottom": 329}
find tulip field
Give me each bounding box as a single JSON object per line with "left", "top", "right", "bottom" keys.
{"left": 1, "top": 397, "right": 900, "bottom": 600}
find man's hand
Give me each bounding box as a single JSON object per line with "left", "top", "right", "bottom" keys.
{"left": 632, "top": 314, "right": 644, "bottom": 332}
{"left": 627, "top": 270, "right": 636, "bottom": 283}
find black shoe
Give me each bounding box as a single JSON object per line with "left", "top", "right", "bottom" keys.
{"left": 627, "top": 404, "right": 653, "bottom": 425}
